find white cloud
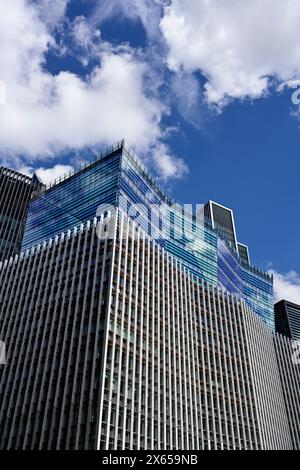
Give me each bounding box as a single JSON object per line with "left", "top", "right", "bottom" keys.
{"left": 69, "top": 15, "right": 102, "bottom": 64}
{"left": 17, "top": 162, "right": 74, "bottom": 185}
{"left": 160, "top": 0, "right": 300, "bottom": 106}
{"left": 152, "top": 142, "right": 188, "bottom": 179}
{"left": 91, "top": 0, "right": 166, "bottom": 41}
{"left": 0, "top": 0, "right": 159, "bottom": 154}
{"left": 0, "top": 0, "right": 185, "bottom": 180}
{"left": 271, "top": 270, "right": 300, "bottom": 304}
{"left": 36, "top": 0, "right": 69, "bottom": 28}
{"left": 171, "top": 72, "right": 207, "bottom": 128}
{"left": 35, "top": 163, "right": 74, "bottom": 184}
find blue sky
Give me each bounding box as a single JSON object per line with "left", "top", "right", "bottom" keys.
{"left": 1, "top": 0, "right": 300, "bottom": 301}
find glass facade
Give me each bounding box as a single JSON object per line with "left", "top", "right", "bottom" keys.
{"left": 22, "top": 141, "right": 274, "bottom": 329}
{"left": 238, "top": 243, "right": 250, "bottom": 266}
{"left": 22, "top": 147, "right": 121, "bottom": 250}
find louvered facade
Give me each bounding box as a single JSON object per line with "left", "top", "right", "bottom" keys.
{"left": 0, "top": 213, "right": 295, "bottom": 449}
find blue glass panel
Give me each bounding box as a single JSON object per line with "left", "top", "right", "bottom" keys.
{"left": 21, "top": 145, "right": 274, "bottom": 330}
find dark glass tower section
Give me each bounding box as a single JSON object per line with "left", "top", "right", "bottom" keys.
{"left": 0, "top": 167, "right": 37, "bottom": 262}
{"left": 204, "top": 200, "right": 238, "bottom": 252}
{"left": 275, "top": 300, "right": 300, "bottom": 341}
{"left": 237, "top": 243, "right": 250, "bottom": 266}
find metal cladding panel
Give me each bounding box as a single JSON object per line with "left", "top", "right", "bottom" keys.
{"left": 0, "top": 213, "right": 295, "bottom": 450}
{"left": 0, "top": 217, "right": 116, "bottom": 449}
{"left": 242, "top": 307, "right": 293, "bottom": 449}
{"left": 275, "top": 300, "right": 300, "bottom": 342}
{"left": 274, "top": 333, "right": 300, "bottom": 449}
{"left": 97, "top": 212, "right": 292, "bottom": 450}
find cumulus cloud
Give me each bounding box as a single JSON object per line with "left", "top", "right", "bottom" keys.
{"left": 160, "top": 0, "right": 300, "bottom": 106}
{"left": 36, "top": 0, "right": 69, "bottom": 28}
{"left": 92, "top": 0, "right": 300, "bottom": 117}
{"left": 152, "top": 142, "right": 188, "bottom": 179}
{"left": 0, "top": 0, "right": 159, "bottom": 154}
{"left": 171, "top": 72, "right": 208, "bottom": 128}
{"left": 71, "top": 15, "right": 100, "bottom": 49}
{"left": 16, "top": 162, "right": 74, "bottom": 185}
{"left": 91, "top": 0, "right": 166, "bottom": 41}
{"left": 35, "top": 163, "right": 74, "bottom": 184}
{"left": 68, "top": 15, "right": 102, "bottom": 65}
{"left": 0, "top": 0, "right": 186, "bottom": 180}
{"left": 11, "top": 1, "right": 300, "bottom": 177}
{"left": 271, "top": 270, "right": 300, "bottom": 304}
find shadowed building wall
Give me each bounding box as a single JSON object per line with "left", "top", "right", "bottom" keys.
{"left": 0, "top": 213, "right": 293, "bottom": 450}
{"left": 0, "top": 167, "right": 35, "bottom": 262}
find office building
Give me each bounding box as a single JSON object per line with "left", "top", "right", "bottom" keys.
{"left": 204, "top": 200, "right": 238, "bottom": 252}
{"left": 21, "top": 142, "right": 274, "bottom": 329}
{"left": 0, "top": 213, "right": 294, "bottom": 449}
{"left": 0, "top": 167, "right": 40, "bottom": 262}
{"left": 275, "top": 300, "right": 300, "bottom": 342}
{"left": 237, "top": 243, "right": 250, "bottom": 266}
{"left": 274, "top": 333, "right": 300, "bottom": 449}
{"left": 0, "top": 142, "right": 298, "bottom": 450}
